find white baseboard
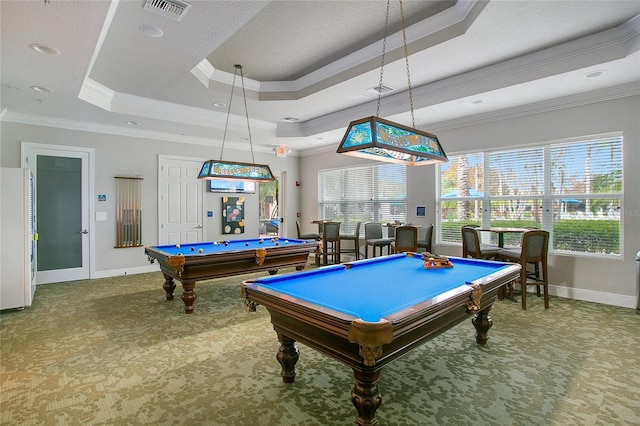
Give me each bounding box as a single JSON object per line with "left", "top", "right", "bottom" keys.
{"left": 93, "top": 264, "right": 159, "bottom": 279}
{"left": 549, "top": 284, "right": 637, "bottom": 309}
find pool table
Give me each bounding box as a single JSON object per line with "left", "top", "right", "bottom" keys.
{"left": 145, "top": 238, "right": 318, "bottom": 313}
{"left": 241, "top": 253, "right": 520, "bottom": 425}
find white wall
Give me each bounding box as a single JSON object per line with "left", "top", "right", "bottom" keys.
{"left": 300, "top": 95, "right": 640, "bottom": 308}
{"left": 0, "top": 123, "right": 300, "bottom": 276}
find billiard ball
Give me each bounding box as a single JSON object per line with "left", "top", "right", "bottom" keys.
{"left": 224, "top": 241, "right": 229, "bottom": 246}
{"left": 190, "top": 247, "right": 195, "bottom": 251}
{"left": 275, "top": 242, "right": 279, "bottom": 245}
{"left": 259, "top": 239, "right": 264, "bottom": 244}
{"left": 198, "top": 248, "right": 203, "bottom": 253}
{"left": 176, "top": 244, "right": 180, "bottom": 248}
{"left": 245, "top": 242, "right": 249, "bottom": 246}
{"left": 284, "top": 240, "right": 289, "bottom": 244}
{"left": 213, "top": 241, "right": 219, "bottom": 245}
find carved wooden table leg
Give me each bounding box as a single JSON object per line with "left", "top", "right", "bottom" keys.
{"left": 472, "top": 304, "right": 493, "bottom": 345}
{"left": 162, "top": 274, "right": 176, "bottom": 300}
{"left": 180, "top": 280, "right": 197, "bottom": 314}
{"left": 351, "top": 369, "right": 382, "bottom": 426}
{"left": 276, "top": 333, "right": 299, "bottom": 383}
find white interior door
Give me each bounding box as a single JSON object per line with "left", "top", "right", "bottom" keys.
{"left": 158, "top": 156, "right": 204, "bottom": 244}
{"left": 23, "top": 144, "right": 92, "bottom": 284}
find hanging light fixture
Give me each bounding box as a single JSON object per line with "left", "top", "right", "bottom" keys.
{"left": 336, "top": 0, "right": 448, "bottom": 166}
{"left": 198, "top": 64, "right": 275, "bottom": 182}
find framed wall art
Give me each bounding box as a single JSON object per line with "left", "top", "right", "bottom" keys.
{"left": 222, "top": 196, "right": 245, "bottom": 234}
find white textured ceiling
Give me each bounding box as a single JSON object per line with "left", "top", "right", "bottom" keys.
{"left": 1, "top": 0, "right": 639, "bottom": 156}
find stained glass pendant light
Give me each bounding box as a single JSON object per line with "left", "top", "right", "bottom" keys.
{"left": 198, "top": 65, "right": 274, "bottom": 182}
{"left": 336, "top": 0, "right": 448, "bottom": 166}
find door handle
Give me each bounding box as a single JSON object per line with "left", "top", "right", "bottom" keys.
{"left": 81, "top": 229, "right": 88, "bottom": 234}
{"left": 196, "top": 224, "right": 203, "bottom": 229}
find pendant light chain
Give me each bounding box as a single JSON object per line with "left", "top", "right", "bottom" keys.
{"left": 237, "top": 65, "right": 257, "bottom": 164}
{"left": 375, "top": 0, "right": 391, "bottom": 118}
{"left": 218, "top": 66, "right": 239, "bottom": 161}
{"left": 399, "top": 0, "right": 416, "bottom": 128}
{"left": 336, "top": 0, "right": 448, "bottom": 166}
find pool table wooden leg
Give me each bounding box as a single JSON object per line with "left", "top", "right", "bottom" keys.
{"left": 351, "top": 369, "right": 382, "bottom": 426}
{"left": 276, "top": 333, "right": 299, "bottom": 384}
{"left": 162, "top": 274, "right": 176, "bottom": 300}
{"left": 471, "top": 304, "right": 493, "bottom": 345}
{"left": 180, "top": 280, "right": 197, "bottom": 314}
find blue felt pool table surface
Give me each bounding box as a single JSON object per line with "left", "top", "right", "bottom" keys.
{"left": 251, "top": 254, "right": 512, "bottom": 322}
{"left": 150, "top": 238, "right": 314, "bottom": 256}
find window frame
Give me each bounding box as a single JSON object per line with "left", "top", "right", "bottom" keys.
{"left": 436, "top": 133, "right": 623, "bottom": 258}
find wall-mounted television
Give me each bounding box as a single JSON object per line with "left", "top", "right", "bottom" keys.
{"left": 208, "top": 180, "right": 256, "bottom": 194}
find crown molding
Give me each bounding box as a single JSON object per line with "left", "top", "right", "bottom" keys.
{"left": 0, "top": 111, "right": 282, "bottom": 155}
{"left": 424, "top": 82, "right": 640, "bottom": 133}
{"left": 300, "top": 83, "right": 639, "bottom": 158}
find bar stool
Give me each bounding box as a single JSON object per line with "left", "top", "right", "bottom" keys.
{"left": 296, "top": 220, "right": 320, "bottom": 240}
{"left": 417, "top": 224, "right": 433, "bottom": 253}
{"left": 322, "top": 222, "right": 341, "bottom": 264}
{"left": 339, "top": 221, "right": 361, "bottom": 260}
{"left": 461, "top": 225, "right": 500, "bottom": 260}
{"left": 364, "top": 222, "right": 393, "bottom": 258}
{"left": 498, "top": 230, "right": 550, "bottom": 310}
{"left": 392, "top": 225, "right": 418, "bottom": 253}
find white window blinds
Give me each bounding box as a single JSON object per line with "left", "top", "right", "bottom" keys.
{"left": 437, "top": 135, "right": 623, "bottom": 256}
{"left": 318, "top": 163, "right": 407, "bottom": 234}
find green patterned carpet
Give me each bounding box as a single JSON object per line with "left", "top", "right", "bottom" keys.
{"left": 1, "top": 262, "right": 639, "bottom": 425}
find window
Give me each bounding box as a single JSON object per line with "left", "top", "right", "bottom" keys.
{"left": 437, "top": 135, "right": 623, "bottom": 257}
{"left": 318, "top": 163, "right": 406, "bottom": 234}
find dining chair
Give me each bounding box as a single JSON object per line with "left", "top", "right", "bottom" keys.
{"left": 417, "top": 224, "right": 433, "bottom": 253}
{"left": 321, "top": 221, "right": 341, "bottom": 264}
{"left": 392, "top": 225, "right": 418, "bottom": 253}
{"left": 339, "top": 221, "right": 361, "bottom": 260}
{"left": 461, "top": 225, "right": 501, "bottom": 260}
{"left": 296, "top": 220, "right": 320, "bottom": 240}
{"left": 498, "top": 229, "right": 549, "bottom": 310}
{"left": 364, "top": 222, "right": 393, "bottom": 258}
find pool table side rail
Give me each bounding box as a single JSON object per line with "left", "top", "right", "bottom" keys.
{"left": 144, "top": 242, "right": 317, "bottom": 264}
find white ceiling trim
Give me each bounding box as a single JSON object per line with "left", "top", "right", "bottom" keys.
{"left": 299, "top": 82, "right": 639, "bottom": 158}
{"left": 203, "top": 0, "right": 485, "bottom": 100}
{"left": 2, "top": 111, "right": 283, "bottom": 155}
{"left": 281, "top": 19, "right": 640, "bottom": 139}
{"left": 425, "top": 82, "right": 640, "bottom": 133}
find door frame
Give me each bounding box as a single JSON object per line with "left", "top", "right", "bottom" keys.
{"left": 157, "top": 154, "right": 206, "bottom": 245}
{"left": 21, "top": 142, "right": 95, "bottom": 283}
{"left": 279, "top": 171, "right": 287, "bottom": 238}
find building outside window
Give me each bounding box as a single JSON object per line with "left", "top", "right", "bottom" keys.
{"left": 437, "top": 134, "right": 623, "bottom": 257}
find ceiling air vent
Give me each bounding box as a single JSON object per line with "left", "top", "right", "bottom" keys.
{"left": 144, "top": 0, "right": 192, "bottom": 22}
{"left": 367, "top": 84, "right": 395, "bottom": 95}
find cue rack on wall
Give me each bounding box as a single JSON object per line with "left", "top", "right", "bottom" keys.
{"left": 115, "top": 176, "right": 143, "bottom": 248}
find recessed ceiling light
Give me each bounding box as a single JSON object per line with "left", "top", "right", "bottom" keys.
{"left": 584, "top": 70, "right": 606, "bottom": 78}
{"left": 29, "top": 43, "right": 60, "bottom": 56}
{"left": 30, "top": 85, "right": 52, "bottom": 93}
{"left": 281, "top": 117, "right": 300, "bottom": 123}
{"left": 212, "top": 102, "right": 226, "bottom": 108}
{"left": 125, "top": 121, "right": 138, "bottom": 126}
{"left": 139, "top": 24, "right": 164, "bottom": 38}
{"left": 471, "top": 100, "right": 483, "bottom": 105}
